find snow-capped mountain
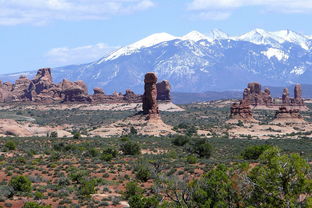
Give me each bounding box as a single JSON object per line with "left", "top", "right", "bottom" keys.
{"left": 1, "top": 29, "right": 312, "bottom": 94}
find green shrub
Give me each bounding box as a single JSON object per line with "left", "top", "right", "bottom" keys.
{"left": 120, "top": 142, "right": 141, "bottom": 155}
{"left": 102, "top": 147, "right": 118, "bottom": 157}
{"left": 100, "top": 153, "right": 113, "bottom": 161}
{"left": 123, "top": 182, "right": 143, "bottom": 200}
{"left": 5, "top": 141, "right": 16, "bottom": 151}
{"left": 128, "top": 195, "right": 159, "bottom": 208}
{"left": 186, "top": 126, "right": 197, "bottom": 136}
{"left": 9, "top": 175, "right": 32, "bottom": 192}
{"left": 136, "top": 167, "right": 151, "bottom": 182}
{"left": 49, "top": 131, "right": 58, "bottom": 138}
{"left": 87, "top": 148, "right": 99, "bottom": 157}
{"left": 79, "top": 179, "right": 96, "bottom": 198}
{"left": 69, "top": 169, "right": 89, "bottom": 184}
{"left": 172, "top": 136, "right": 189, "bottom": 146}
{"left": 72, "top": 132, "right": 81, "bottom": 139}
{"left": 22, "top": 202, "right": 51, "bottom": 208}
{"left": 186, "top": 155, "right": 198, "bottom": 164}
{"left": 241, "top": 144, "right": 272, "bottom": 160}
{"left": 130, "top": 127, "right": 138, "bottom": 135}
{"left": 34, "top": 191, "right": 44, "bottom": 200}
{"left": 187, "top": 139, "right": 212, "bottom": 158}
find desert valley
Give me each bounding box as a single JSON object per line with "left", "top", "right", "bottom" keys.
{"left": 1, "top": 67, "right": 312, "bottom": 207}
{"left": 2, "top": 1, "right": 312, "bottom": 207}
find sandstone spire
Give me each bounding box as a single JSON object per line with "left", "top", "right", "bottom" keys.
{"left": 143, "top": 72, "right": 159, "bottom": 115}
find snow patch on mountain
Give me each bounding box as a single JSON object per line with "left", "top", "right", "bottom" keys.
{"left": 235, "top": 29, "right": 310, "bottom": 50}
{"left": 261, "top": 48, "right": 289, "bottom": 61}
{"left": 207, "top": 29, "right": 229, "bottom": 40}
{"left": 272, "top": 30, "right": 309, "bottom": 50}
{"left": 290, "top": 66, "right": 305, "bottom": 75}
{"left": 182, "top": 31, "right": 211, "bottom": 42}
{"left": 235, "top": 29, "right": 283, "bottom": 47}
{"left": 99, "top": 33, "right": 178, "bottom": 62}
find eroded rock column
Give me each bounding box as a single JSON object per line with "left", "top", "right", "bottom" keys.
{"left": 282, "top": 88, "right": 290, "bottom": 104}
{"left": 143, "top": 72, "right": 159, "bottom": 116}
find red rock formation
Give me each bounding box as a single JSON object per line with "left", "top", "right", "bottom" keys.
{"left": 123, "top": 89, "right": 141, "bottom": 102}
{"left": 243, "top": 82, "right": 272, "bottom": 106}
{"left": 2, "top": 82, "right": 13, "bottom": 91}
{"left": 93, "top": 88, "right": 105, "bottom": 95}
{"left": 263, "top": 88, "right": 273, "bottom": 106}
{"left": 230, "top": 100, "right": 254, "bottom": 120}
{"left": 143, "top": 72, "right": 159, "bottom": 116}
{"left": 0, "top": 68, "right": 155, "bottom": 104}
{"left": 0, "top": 81, "right": 14, "bottom": 102}
{"left": 61, "top": 79, "right": 92, "bottom": 103}
{"left": 294, "top": 84, "right": 302, "bottom": 99}
{"left": 156, "top": 80, "right": 171, "bottom": 101}
{"left": 274, "top": 106, "right": 302, "bottom": 120}
{"left": 282, "top": 88, "right": 290, "bottom": 104}
{"left": 32, "top": 68, "right": 53, "bottom": 94}
{"left": 11, "top": 75, "right": 33, "bottom": 101}
{"left": 293, "top": 84, "right": 304, "bottom": 105}
{"left": 0, "top": 88, "right": 12, "bottom": 102}
{"left": 248, "top": 82, "right": 261, "bottom": 94}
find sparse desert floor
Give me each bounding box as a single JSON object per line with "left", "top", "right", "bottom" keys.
{"left": 1, "top": 100, "right": 312, "bottom": 207}
{"left": 1, "top": 100, "right": 312, "bottom": 139}
{"left": 2, "top": 136, "right": 312, "bottom": 207}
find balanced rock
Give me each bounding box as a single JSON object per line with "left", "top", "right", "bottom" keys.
{"left": 143, "top": 72, "right": 159, "bottom": 116}
{"left": 156, "top": 80, "right": 171, "bottom": 101}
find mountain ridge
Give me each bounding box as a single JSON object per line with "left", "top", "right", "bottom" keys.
{"left": 1, "top": 28, "right": 312, "bottom": 94}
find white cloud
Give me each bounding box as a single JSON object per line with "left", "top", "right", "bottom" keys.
{"left": 45, "top": 43, "right": 119, "bottom": 66}
{"left": 0, "top": 0, "right": 155, "bottom": 25}
{"left": 188, "top": 0, "right": 312, "bottom": 20}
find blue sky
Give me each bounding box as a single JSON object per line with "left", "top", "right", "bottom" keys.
{"left": 1, "top": 0, "right": 312, "bottom": 74}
